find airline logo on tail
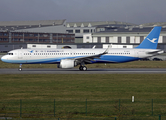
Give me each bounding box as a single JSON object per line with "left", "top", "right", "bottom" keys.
{"left": 147, "top": 38, "right": 157, "bottom": 43}
{"left": 136, "top": 26, "right": 161, "bottom": 49}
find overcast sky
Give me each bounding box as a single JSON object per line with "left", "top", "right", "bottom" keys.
{"left": 0, "top": 0, "right": 166, "bottom": 24}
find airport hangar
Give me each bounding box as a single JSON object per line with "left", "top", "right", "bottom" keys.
{"left": 0, "top": 20, "right": 166, "bottom": 52}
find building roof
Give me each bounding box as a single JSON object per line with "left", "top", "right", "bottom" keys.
{"left": 0, "top": 19, "right": 66, "bottom": 31}
{"left": 66, "top": 21, "right": 136, "bottom": 28}
{"left": 93, "top": 27, "right": 166, "bottom": 35}
{"left": 0, "top": 19, "right": 66, "bottom": 26}
{"left": 139, "top": 22, "right": 166, "bottom": 27}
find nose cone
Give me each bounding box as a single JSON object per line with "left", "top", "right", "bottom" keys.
{"left": 1, "top": 55, "right": 8, "bottom": 62}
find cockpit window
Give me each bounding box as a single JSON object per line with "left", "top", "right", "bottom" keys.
{"left": 8, "top": 53, "right": 13, "bottom": 55}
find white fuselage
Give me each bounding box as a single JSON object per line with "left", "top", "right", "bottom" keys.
{"left": 1, "top": 48, "right": 162, "bottom": 64}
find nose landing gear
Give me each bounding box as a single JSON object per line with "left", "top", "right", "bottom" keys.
{"left": 18, "top": 64, "right": 22, "bottom": 71}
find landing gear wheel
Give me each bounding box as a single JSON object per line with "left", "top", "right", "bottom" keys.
{"left": 18, "top": 68, "right": 22, "bottom": 71}
{"left": 79, "top": 66, "right": 87, "bottom": 71}
{"left": 79, "top": 66, "right": 83, "bottom": 71}
{"left": 82, "top": 66, "right": 87, "bottom": 71}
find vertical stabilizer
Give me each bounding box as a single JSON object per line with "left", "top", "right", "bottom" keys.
{"left": 136, "top": 26, "right": 162, "bottom": 49}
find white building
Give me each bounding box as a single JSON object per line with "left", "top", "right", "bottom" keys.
{"left": 83, "top": 31, "right": 164, "bottom": 44}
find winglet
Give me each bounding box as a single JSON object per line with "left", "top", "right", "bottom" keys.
{"left": 136, "top": 26, "right": 162, "bottom": 49}
{"left": 103, "top": 44, "right": 111, "bottom": 54}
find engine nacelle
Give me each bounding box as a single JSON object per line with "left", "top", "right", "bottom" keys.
{"left": 59, "top": 59, "right": 77, "bottom": 69}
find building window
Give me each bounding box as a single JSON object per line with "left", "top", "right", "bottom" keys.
{"left": 14, "top": 38, "right": 19, "bottom": 41}
{"left": 75, "top": 30, "right": 80, "bottom": 33}
{"left": 43, "top": 34, "right": 48, "bottom": 37}
{"left": 163, "top": 36, "right": 166, "bottom": 43}
{"left": 44, "top": 39, "right": 49, "bottom": 42}
{"left": 83, "top": 29, "right": 89, "bottom": 33}
{"left": 118, "top": 37, "right": 121, "bottom": 43}
{"left": 4, "top": 38, "right": 8, "bottom": 41}
{"left": 53, "top": 34, "right": 57, "bottom": 37}
{"left": 34, "top": 34, "right": 38, "bottom": 37}
{"left": 67, "top": 30, "right": 73, "bottom": 33}
{"left": 126, "top": 36, "right": 130, "bottom": 43}
{"left": 66, "top": 35, "right": 71, "bottom": 38}
{"left": 106, "top": 37, "right": 109, "bottom": 43}
{"left": 25, "top": 39, "right": 28, "bottom": 42}
{"left": 86, "top": 36, "right": 89, "bottom": 39}
{"left": 24, "top": 34, "right": 29, "bottom": 37}
{"left": 14, "top": 33, "right": 18, "bottom": 36}
{"left": 4, "top": 33, "right": 8, "bottom": 36}
{"left": 53, "top": 40, "right": 58, "bottom": 42}
{"left": 34, "top": 39, "right": 38, "bottom": 42}
{"left": 140, "top": 36, "right": 144, "bottom": 43}
{"left": 100, "top": 28, "right": 104, "bottom": 31}
{"left": 19, "top": 34, "right": 23, "bottom": 36}
{"left": 39, "top": 39, "right": 43, "bottom": 42}
{"left": 29, "top": 34, "right": 33, "bottom": 37}
{"left": 58, "top": 39, "right": 62, "bottom": 43}
{"left": 97, "top": 37, "right": 101, "bottom": 43}
{"left": 71, "top": 35, "right": 75, "bottom": 38}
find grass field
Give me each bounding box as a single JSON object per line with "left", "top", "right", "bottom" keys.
{"left": 1, "top": 60, "right": 166, "bottom": 69}
{"left": 0, "top": 74, "right": 166, "bottom": 119}
{"left": 1, "top": 59, "right": 166, "bottom": 119}
{"left": 1, "top": 74, "right": 166, "bottom": 100}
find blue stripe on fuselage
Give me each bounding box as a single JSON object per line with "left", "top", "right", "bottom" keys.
{"left": 2, "top": 55, "right": 139, "bottom": 64}
{"left": 91, "top": 56, "right": 139, "bottom": 63}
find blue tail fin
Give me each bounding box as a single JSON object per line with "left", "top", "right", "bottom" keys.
{"left": 136, "top": 26, "right": 162, "bottom": 49}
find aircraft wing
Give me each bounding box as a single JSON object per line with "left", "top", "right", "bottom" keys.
{"left": 73, "top": 45, "right": 111, "bottom": 64}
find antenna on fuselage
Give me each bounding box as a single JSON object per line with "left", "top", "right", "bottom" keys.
{"left": 110, "top": 44, "right": 112, "bottom": 48}
{"left": 92, "top": 45, "right": 96, "bottom": 49}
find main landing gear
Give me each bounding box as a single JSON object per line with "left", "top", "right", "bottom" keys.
{"left": 79, "top": 65, "right": 87, "bottom": 71}
{"left": 18, "top": 64, "right": 22, "bottom": 71}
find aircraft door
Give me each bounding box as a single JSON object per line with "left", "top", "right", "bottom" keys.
{"left": 18, "top": 51, "right": 23, "bottom": 59}
{"left": 134, "top": 50, "right": 139, "bottom": 58}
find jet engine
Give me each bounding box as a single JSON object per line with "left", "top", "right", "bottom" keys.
{"left": 58, "top": 59, "right": 77, "bottom": 68}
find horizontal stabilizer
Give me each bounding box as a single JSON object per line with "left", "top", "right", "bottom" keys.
{"left": 147, "top": 50, "right": 164, "bottom": 54}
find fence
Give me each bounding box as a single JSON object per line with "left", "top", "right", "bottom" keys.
{"left": 0, "top": 99, "right": 166, "bottom": 119}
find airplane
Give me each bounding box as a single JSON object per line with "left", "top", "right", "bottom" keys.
{"left": 1, "top": 26, "right": 164, "bottom": 71}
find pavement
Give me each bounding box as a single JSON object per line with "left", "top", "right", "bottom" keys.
{"left": 0, "top": 68, "right": 166, "bottom": 74}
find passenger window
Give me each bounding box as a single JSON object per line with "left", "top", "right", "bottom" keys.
{"left": 8, "top": 53, "right": 13, "bottom": 55}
